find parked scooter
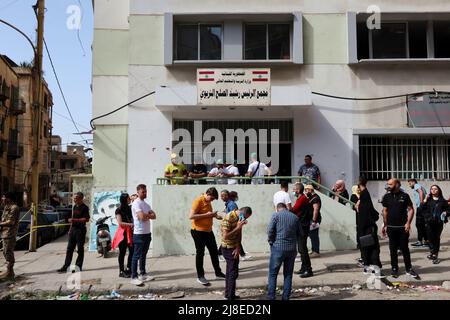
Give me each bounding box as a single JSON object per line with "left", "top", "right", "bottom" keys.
{"left": 96, "top": 216, "right": 111, "bottom": 258}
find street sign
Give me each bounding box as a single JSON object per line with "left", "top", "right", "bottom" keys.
{"left": 407, "top": 93, "right": 450, "bottom": 127}
{"left": 197, "top": 68, "right": 271, "bottom": 106}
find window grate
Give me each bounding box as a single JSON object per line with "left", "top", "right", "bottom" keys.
{"left": 359, "top": 136, "right": 450, "bottom": 181}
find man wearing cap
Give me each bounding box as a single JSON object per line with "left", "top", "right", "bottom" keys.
{"left": 246, "top": 153, "right": 271, "bottom": 185}
{"left": 0, "top": 192, "right": 20, "bottom": 280}
{"left": 208, "top": 159, "right": 228, "bottom": 184}
{"left": 165, "top": 153, "right": 187, "bottom": 185}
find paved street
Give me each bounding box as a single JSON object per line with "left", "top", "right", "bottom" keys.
{"left": 1, "top": 233, "right": 450, "bottom": 300}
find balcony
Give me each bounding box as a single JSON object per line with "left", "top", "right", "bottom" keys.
{"left": 10, "top": 99, "right": 26, "bottom": 115}
{"left": 7, "top": 141, "right": 24, "bottom": 160}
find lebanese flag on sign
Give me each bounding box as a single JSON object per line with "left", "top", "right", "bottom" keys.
{"left": 252, "top": 70, "right": 269, "bottom": 82}
{"left": 198, "top": 70, "right": 215, "bottom": 81}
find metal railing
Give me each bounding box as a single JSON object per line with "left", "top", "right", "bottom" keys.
{"left": 157, "top": 175, "right": 356, "bottom": 206}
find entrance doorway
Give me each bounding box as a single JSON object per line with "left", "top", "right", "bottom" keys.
{"left": 173, "top": 120, "right": 293, "bottom": 176}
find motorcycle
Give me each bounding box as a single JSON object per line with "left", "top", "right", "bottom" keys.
{"left": 96, "top": 216, "right": 111, "bottom": 258}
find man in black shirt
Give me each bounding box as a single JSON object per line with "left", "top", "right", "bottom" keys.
{"left": 57, "top": 192, "right": 90, "bottom": 273}
{"left": 188, "top": 159, "right": 208, "bottom": 185}
{"left": 381, "top": 179, "right": 420, "bottom": 279}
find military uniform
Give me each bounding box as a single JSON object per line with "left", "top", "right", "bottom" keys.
{"left": 0, "top": 204, "right": 20, "bottom": 280}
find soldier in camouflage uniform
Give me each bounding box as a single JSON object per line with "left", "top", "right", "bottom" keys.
{"left": 0, "top": 192, "right": 20, "bottom": 281}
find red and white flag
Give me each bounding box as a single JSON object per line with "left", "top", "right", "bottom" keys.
{"left": 252, "top": 70, "right": 269, "bottom": 82}
{"left": 198, "top": 70, "right": 215, "bottom": 81}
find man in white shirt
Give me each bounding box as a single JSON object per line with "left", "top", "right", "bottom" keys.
{"left": 208, "top": 159, "right": 228, "bottom": 184}
{"left": 245, "top": 152, "right": 271, "bottom": 185}
{"left": 273, "top": 181, "right": 292, "bottom": 210}
{"left": 225, "top": 161, "right": 240, "bottom": 185}
{"left": 130, "top": 184, "right": 156, "bottom": 286}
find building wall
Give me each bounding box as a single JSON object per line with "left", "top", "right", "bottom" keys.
{"left": 13, "top": 68, "right": 53, "bottom": 203}
{"left": 0, "top": 57, "right": 20, "bottom": 196}
{"left": 92, "top": 1, "right": 450, "bottom": 252}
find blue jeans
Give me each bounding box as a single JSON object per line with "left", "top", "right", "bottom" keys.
{"left": 131, "top": 233, "right": 151, "bottom": 279}
{"left": 309, "top": 227, "right": 320, "bottom": 253}
{"left": 267, "top": 248, "right": 297, "bottom": 300}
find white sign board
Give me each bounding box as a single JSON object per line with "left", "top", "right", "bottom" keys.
{"left": 197, "top": 68, "right": 271, "bottom": 106}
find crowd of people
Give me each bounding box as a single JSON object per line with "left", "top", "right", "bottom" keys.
{"left": 164, "top": 153, "right": 322, "bottom": 185}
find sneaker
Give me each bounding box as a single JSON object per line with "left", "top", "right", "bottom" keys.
{"left": 197, "top": 276, "right": 210, "bottom": 286}
{"left": 427, "top": 254, "right": 437, "bottom": 260}
{"left": 57, "top": 267, "right": 67, "bottom": 274}
{"left": 363, "top": 267, "right": 372, "bottom": 275}
{"left": 131, "top": 278, "right": 144, "bottom": 286}
{"left": 391, "top": 268, "right": 399, "bottom": 278}
{"left": 241, "top": 255, "right": 252, "bottom": 261}
{"left": 219, "top": 256, "right": 225, "bottom": 262}
{"left": 139, "top": 274, "right": 155, "bottom": 282}
{"left": 406, "top": 269, "right": 420, "bottom": 280}
{"left": 295, "top": 269, "right": 305, "bottom": 275}
{"left": 411, "top": 241, "right": 423, "bottom": 247}
{"left": 299, "top": 270, "right": 314, "bottom": 278}
{"left": 432, "top": 258, "right": 441, "bottom": 265}
{"left": 119, "top": 271, "right": 130, "bottom": 278}
{"left": 215, "top": 272, "right": 226, "bottom": 279}
{"left": 309, "top": 252, "right": 320, "bottom": 258}
{"left": 357, "top": 259, "right": 365, "bottom": 268}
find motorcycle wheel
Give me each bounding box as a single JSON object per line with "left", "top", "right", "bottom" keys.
{"left": 102, "top": 243, "right": 108, "bottom": 258}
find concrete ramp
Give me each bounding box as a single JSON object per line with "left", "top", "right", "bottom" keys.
{"left": 151, "top": 184, "right": 357, "bottom": 256}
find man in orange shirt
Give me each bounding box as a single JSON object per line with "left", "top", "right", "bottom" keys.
{"left": 190, "top": 187, "right": 226, "bottom": 286}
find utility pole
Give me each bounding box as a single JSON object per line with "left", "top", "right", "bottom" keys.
{"left": 29, "top": 0, "right": 45, "bottom": 252}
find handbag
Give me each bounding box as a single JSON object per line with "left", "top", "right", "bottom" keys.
{"left": 359, "top": 228, "right": 376, "bottom": 248}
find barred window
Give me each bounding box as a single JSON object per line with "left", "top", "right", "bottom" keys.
{"left": 359, "top": 136, "right": 450, "bottom": 181}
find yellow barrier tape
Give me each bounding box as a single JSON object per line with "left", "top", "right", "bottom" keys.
{"left": 0, "top": 222, "right": 71, "bottom": 248}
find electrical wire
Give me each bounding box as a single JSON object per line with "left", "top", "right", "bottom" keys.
{"left": 90, "top": 91, "right": 156, "bottom": 129}
{"left": 311, "top": 90, "right": 450, "bottom": 101}
{"left": 43, "top": 38, "right": 88, "bottom": 144}
{"left": 89, "top": 89, "right": 450, "bottom": 129}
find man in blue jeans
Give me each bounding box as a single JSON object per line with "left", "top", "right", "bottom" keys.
{"left": 130, "top": 184, "right": 156, "bottom": 286}
{"left": 267, "top": 203, "right": 300, "bottom": 300}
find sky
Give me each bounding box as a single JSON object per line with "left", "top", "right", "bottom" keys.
{"left": 0, "top": 0, "right": 93, "bottom": 151}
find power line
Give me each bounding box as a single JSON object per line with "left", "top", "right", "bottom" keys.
{"left": 311, "top": 90, "right": 450, "bottom": 101}
{"left": 76, "top": 0, "right": 86, "bottom": 57}
{"left": 0, "top": 0, "right": 21, "bottom": 11}
{"left": 90, "top": 91, "right": 156, "bottom": 129}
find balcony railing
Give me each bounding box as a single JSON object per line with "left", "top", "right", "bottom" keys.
{"left": 10, "top": 99, "right": 26, "bottom": 115}
{"left": 156, "top": 175, "right": 355, "bottom": 206}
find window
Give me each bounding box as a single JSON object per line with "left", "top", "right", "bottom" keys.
{"left": 357, "top": 18, "right": 450, "bottom": 60}
{"left": 244, "top": 24, "right": 290, "bottom": 60}
{"left": 371, "top": 23, "right": 407, "bottom": 59}
{"left": 175, "top": 24, "right": 222, "bottom": 60}
{"left": 359, "top": 136, "right": 450, "bottom": 180}
{"left": 434, "top": 21, "right": 450, "bottom": 58}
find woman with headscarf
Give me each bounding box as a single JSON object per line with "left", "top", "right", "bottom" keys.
{"left": 350, "top": 185, "right": 363, "bottom": 266}
{"left": 356, "top": 176, "right": 382, "bottom": 274}
{"left": 422, "top": 185, "right": 449, "bottom": 264}
{"left": 112, "top": 193, "right": 134, "bottom": 277}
